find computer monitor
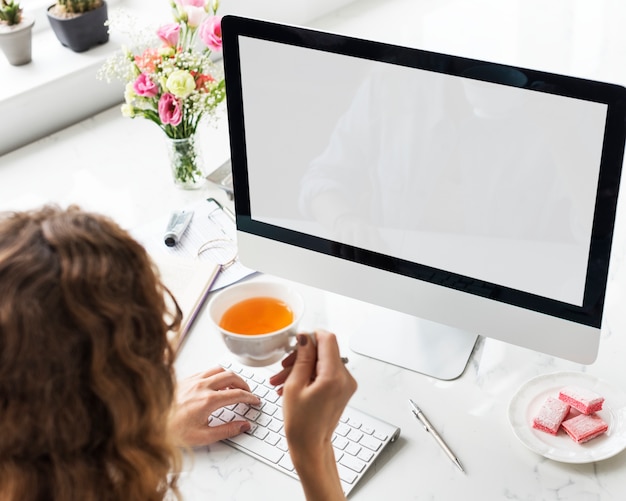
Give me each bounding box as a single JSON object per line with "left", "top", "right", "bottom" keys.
{"left": 221, "top": 16, "right": 626, "bottom": 379}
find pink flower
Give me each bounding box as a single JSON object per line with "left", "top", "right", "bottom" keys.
{"left": 135, "top": 48, "right": 161, "bottom": 74}
{"left": 192, "top": 71, "right": 215, "bottom": 91}
{"left": 158, "top": 93, "right": 183, "bottom": 126}
{"left": 157, "top": 23, "right": 180, "bottom": 47}
{"left": 133, "top": 73, "right": 159, "bottom": 97}
{"left": 199, "top": 16, "right": 222, "bottom": 52}
{"left": 175, "top": 0, "right": 204, "bottom": 6}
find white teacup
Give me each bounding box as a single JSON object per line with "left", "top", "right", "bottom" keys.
{"left": 208, "top": 280, "right": 304, "bottom": 366}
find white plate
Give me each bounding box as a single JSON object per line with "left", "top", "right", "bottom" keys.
{"left": 508, "top": 371, "right": 626, "bottom": 463}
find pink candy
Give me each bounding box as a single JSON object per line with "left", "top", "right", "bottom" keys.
{"left": 558, "top": 386, "right": 604, "bottom": 415}
{"left": 532, "top": 385, "right": 608, "bottom": 443}
{"left": 532, "top": 397, "right": 570, "bottom": 435}
{"left": 561, "top": 414, "right": 609, "bottom": 443}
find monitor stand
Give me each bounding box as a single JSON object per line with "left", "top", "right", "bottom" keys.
{"left": 350, "top": 309, "right": 479, "bottom": 380}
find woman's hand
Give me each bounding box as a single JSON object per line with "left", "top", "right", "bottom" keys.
{"left": 169, "top": 367, "right": 261, "bottom": 447}
{"left": 270, "top": 330, "right": 357, "bottom": 500}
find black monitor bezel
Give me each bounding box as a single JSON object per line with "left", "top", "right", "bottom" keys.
{"left": 222, "top": 15, "right": 626, "bottom": 329}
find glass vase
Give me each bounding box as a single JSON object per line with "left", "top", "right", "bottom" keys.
{"left": 166, "top": 135, "right": 206, "bottom": 190}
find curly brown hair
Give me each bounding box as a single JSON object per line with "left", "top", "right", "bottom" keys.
{"left": 0, "top": 206, "right": 182, "bottom": 500}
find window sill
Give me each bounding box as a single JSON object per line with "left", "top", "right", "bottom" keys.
{"left": 0, "top": 0, "right": 130, "bottom": 155}
{"left": 0, "top": 0, "right": 358, "bottom": 156}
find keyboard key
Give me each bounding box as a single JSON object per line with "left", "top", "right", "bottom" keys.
{"left": 347, "top": 429, "right": 363, "bottom": 442}
{"left": 348, "top": 418, "right": 362, "bottom": 429}
{"left": 265, "top": 431, "right": 281, "bottom": 446}
{"left": 208, "top": 417, "right": 225, "bottom": 427}
{"left": 253, "top": 386, "right": 269, "bottom": 398}
{"left": 268, "top": 419, "right": 283, "bottom": 433}
{"left": 361, "top": 435, "right": 382, "bottom": 451}
{"left": 245, "top": 408, "right": 261, "bottom": 421}
{"left": 337, "top": 463, "right": 358, "bottom": 484}
{"left": 358, "top": 449, "right": 375, "bottom": 463}
{"left": 265, "top": 390, "right": 280, "bottom": 403}
{"left": 256, "top": 413, "right": 272, "bottom": 427}
{"left": 346, "top": 442, "right": 361, "bottom": 456}
{"left": 339, "top": 454, "right": 366, "bottom": 473}
{"left": 373, "top": 431, "right": 388, "bottom": 441}
{"left": 253, "top": 427, "right": 269, "bottom": 441}
{"left": 335, "top": 423, "right": 350, "bottom": 437}
{"left": 263, "top": 402, "right": 278, "bottom": 416}
{"left": 221, "top": 409, "right": 236, "bottom": 422}
{"left": 234, "top": 403, "right": 250, "bottom": 416}
{"left": 278, "top": 454, "right": 295, "bottom": 472}
{"left": 332, "top": 436, "right": 349, "bottom": 450}
{"left": 276, "top": 437, "right": 289, "bottom": 452}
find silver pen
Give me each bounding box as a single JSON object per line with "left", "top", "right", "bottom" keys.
{"left": 409, "top": 398, "right": 465, "bottom": 473}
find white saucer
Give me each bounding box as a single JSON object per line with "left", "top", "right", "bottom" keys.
{"left": 508, "top": 371, "right": 626, "bottom": 463}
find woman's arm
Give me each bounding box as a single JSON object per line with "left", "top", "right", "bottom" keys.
{"left": 270, "top": 330, "right": 357, "bottom": 501}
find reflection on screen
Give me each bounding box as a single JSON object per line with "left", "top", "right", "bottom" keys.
{"left": 239, "top": 37, "right": 608, "bottom": 307}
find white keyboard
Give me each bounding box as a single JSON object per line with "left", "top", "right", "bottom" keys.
{"left": 209, "top": 360, "right": 401, "bottom": 496}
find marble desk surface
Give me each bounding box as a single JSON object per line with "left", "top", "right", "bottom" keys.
{"left": 1, "top": 99, "right": 625, "bottom": 501}
{"left": 1, "top": 1, "right": 626, "bottom": 500}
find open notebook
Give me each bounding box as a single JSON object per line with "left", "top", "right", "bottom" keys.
{"left": 154, "top": 254, "right": 220, "bottom": 349}
{"left": 133, "top": 198, "right": 255, "bottom": 351}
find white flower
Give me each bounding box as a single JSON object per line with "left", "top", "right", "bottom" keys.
{"left": 183, "top": 6, "right": 207, "bottom": 27}
{"left": 121, "top": 103, "right": 135, "bottom": 117}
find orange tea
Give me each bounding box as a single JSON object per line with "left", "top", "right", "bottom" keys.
{"left": 219, "top": 296, "right": 294, "bottom": 335}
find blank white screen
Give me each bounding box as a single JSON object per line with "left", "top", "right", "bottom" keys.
{"left": 239, "top": 37, "right": 608, "bottom": 306}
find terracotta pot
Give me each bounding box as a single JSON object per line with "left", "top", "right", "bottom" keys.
{"left": 0, "top": 16, "right": 35, "bottom": 66}
{"left": 46, "top": 1, "right": 109, "bottom": 53}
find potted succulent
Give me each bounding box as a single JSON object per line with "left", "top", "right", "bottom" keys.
{"left": 0, "top": 0, "right": 34, "bottom": 65}
{"left": 47, "top": 0, "right": 109, "bottom": 52}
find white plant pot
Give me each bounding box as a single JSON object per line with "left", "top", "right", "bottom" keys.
{"left": 0, "top": 16, "right": 35, "bottom": 66}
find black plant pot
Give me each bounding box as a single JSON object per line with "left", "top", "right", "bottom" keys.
{"left": 47, "top": 1, "right": 109, "bottom": 53}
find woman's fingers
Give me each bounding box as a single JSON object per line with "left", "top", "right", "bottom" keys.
{"left": 185, "top": 368, "right": 253, "bottom": 392}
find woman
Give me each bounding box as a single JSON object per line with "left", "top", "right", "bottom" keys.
{"left": 0, "top": 205, "right": 356, "bottom": 501}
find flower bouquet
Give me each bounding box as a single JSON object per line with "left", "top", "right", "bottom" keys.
{"left": 99, "top": 0, "right": 226, "bottom": 188}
